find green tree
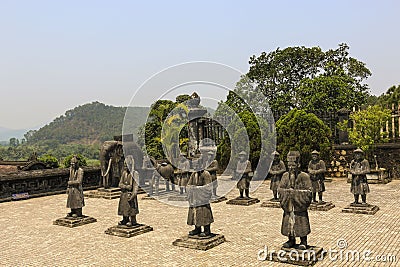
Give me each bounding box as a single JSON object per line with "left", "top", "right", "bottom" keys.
{"left": 276, "top": 109, "right": 332, "bottom": 169}
{"left": 338, "top": 105, "right": 391, "bottom": 154}
{"left": 63, "top": 154, "right": 88, "bottom": 168}
{"left": 9, "top": 138, "right": 19, "bottom": 147}
{"left": 248, "top": 43, "right": 371, "bottom": 113}
{"left": 38, "top": 154, "right": 59, "bottom": 168}
{"left": 215, "top": 75, "right": 275, "bottom": 173}
{"left": 374, "top": 84, "right": 400, "bottom": 108}
{"left": 141, "top": 100, "right": 177, "bottom": 159}
{"left": 175, "top": 94, "right": 191, "bottom": 104}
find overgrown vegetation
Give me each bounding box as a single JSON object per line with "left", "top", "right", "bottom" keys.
{"left": 276, "top": 109, "right": 332, "bottom": 169}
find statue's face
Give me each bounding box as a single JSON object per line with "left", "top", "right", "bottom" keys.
{"left": 71, "top": 161, "right": 78, "bottom": 169}
{"left": 239, "top": 154, "right": 246, "bottom": 161}
{"left": 287, "top": 155, "right": 299, "bottom": 171}
{"left": 311, "top": 154, "right": 318, "bottom": 161}
{"left": 273, "top": 155, "right": 279, "bottom": 161}
{"left": 355, "top": 153, "right": 363, "bottom": 161}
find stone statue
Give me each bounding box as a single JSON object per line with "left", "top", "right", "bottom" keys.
{"left": 279, "top": 151, "right": 312, "bottom": 250}
{"left": 177, "top": 153, "right": 191, "bottom": 195}
{"left": 187, "top": 165, "right": 214, "bottom": 237}
{"left": 100, "top": 141, "right": 124, "bottom": 188}
{"left": 157, "top": 162, "right": 176, "bottom": 192}
{"left": 66, "top": 156, "right": 85, "bottom": 218}
{"left": 349, "top": 148, "right": 370, "bottom": 204}
{"left": 148, "top": 160, "right": 175, "bottom": 195}
{"left": 203, "top": 151, "right": 219, "bottom": 198}
{"left": 308, "top": 150, "right": 326, "bottom": 203}
{"left": 234, "top": 151, "right": 253, "bottom": 198}
{"left": 118, "top": 159, "right": 139, "bottom": 226}
{"left": 269, "top": 151, "right": 286, "bottom": 201}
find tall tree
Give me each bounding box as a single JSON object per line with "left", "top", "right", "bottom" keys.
{"left": 247, "top": 43, "right": 371, "bottom": 114}
{"left": 375, "top": 84, "right": 400, "bottom": 108}
{"left": 338, "top": 105, "right": 391, "bottom": 154}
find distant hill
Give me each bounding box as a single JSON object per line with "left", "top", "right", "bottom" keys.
{"left": 26, "top": 102, "right": 149, "bottom": 146}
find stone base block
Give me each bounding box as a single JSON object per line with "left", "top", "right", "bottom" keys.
{"left": 84, "top": 187, "right": 121, "bottom": 199}
{"left": 105, "top": 224, "right": 153, "bottom": 238}
{"left": 172, "top": 234, "right": 225, "bottom": 250}
{"left": 261, "top": 199, "right": 281, "bottom": 208}
{"left": 309, "top": 201, "right": 335, "bottom": 211}
{"left": 226, "top": 197, "right": 260, "bottom": 206}
{"left": 53, "top": 215, "right": 97, "bottom": 228}
{"left": 168, "top": 195, "right": 188, "bottom": 201}
{"left": 342, "top": 203, "right": 379, "bottom": 215}
{"left": 141, "top": 195, "right": 158, "bottom": 200}
{"left": 267, "top": 246, "right": 324, "bottom": 266}
{"left": 210, "top": 196, "right": 227, "bottom": 203}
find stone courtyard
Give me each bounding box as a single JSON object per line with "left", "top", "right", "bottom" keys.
{"left": 1, "top": 178, "right": 399, "bottom": 266}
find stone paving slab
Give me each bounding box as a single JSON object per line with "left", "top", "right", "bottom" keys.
{"left": 0, "top": 178, "right": 399, "bottom": 266}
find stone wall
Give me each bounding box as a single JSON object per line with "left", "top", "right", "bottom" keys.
{"left": 0, "top": 167, "right": 101, "bottom": 202}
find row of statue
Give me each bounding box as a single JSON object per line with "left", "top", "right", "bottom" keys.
{"left": 64, "top": 147, "right": 372, "bottom": 249}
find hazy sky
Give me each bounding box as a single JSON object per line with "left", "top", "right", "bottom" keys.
{"left": 1, "top": 0, "right": 399, "bottom": 130}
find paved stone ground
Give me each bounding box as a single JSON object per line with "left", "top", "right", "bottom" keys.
{"left": 1, "top": 178, "right": 399, "bottom": 267}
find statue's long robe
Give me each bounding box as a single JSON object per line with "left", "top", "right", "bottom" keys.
{"left": 118, "top": 170, "right": 139, "bottom": 216}
{"left": 279, "top": 171, "right": 312, "bottom": 237}
{"left": 236, "top": 160, "right": 252, "bottom": 190}
{"left": 269, "top": 160, "right": 286, "bottom": 191}
{"left": 350, "top": 159, "right": 370, "bottom": 195}
{"left": 206, "top": 159, "right": 219, "bottom": 190}
{"left": 66, "top": 168, "right": 85, "bottom": 209}
{"left": 187, "top": 171, "right": 214, "bottom": 226}
{"left": 308, "top": 159, "right": 326, "bottom": 193}
{"left": 177, "top": 160, "right": 191, "bottom": 187}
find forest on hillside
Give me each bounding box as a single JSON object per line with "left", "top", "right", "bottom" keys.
{"left": 0, "top": 102, "right": 149, "bottom": 161}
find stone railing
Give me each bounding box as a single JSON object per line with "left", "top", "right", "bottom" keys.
{"left": 0, "top": 167, "right": 101, "bottom": 202}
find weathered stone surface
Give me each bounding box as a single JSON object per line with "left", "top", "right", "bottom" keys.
{"left": 3, "top": 179, "right": 400, "bottom": 266}
{"left": 172, "top": 234, "right": 225, "bottom": 250}
{"left": 105, "top": 224, "right": 153, "bottom": 238}
{"left": 53, "top": 215, "right": 97, "bottom": 228}
{"left": 309, "top": 201, "right": 335, "bottom": 211}
{"left": 226, "top": 197, "right": 260, "bottom": 206}
{"left": 0, "top": 167, "right": 100, "bottom": 202}
{"left": 210, "top": 196, "right": 227, "bottom": 203}
{"left": 84, "top": 187, "right": 121, "bottom": 199}
{"left": 167, "top": 195, "right": 188, "bottom": 201}
{"left": 261, "top": 199, "right": 281, "bottom": 208}
{"left": 266, "top": 246, "right": 324, "bottom": 266}
{"left": 341, "top": 203, "right": 379, "bottom": 215}
{"left": 141, "top": 195, "right": 158, "bottom": 200}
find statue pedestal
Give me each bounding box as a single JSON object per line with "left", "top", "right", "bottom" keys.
{"left": 53, "top": 215, "right": 97, "bottom": 228}
{"left": 342, "top": 203, "right": 379, "bottom": 215}
{"left": 210, "top": 196, "right": 227, "bottom": 203}
{"left": 267, "top": 246, "right": 324, "bottom": 266}
{"left": 261, "top": 198, "right": 281, "bottom": 208}
{"left": 226, "top": 197, "right": 260, "bottom": 206}
{"left": 172, "top": 234, "right": 225, "bottom": 250}
{"left": 168, "top": 194, "right": 188, "bottom": 201}
{"left": 141, "top": 195, "right": 158, "bottom": 200}
{"left": 309, "top": 201, "right": 335, "bottom": 211}
{"left": 105, "top": 224, "right": 153, "bottom": 238}
{"left": 84, "top": 187, "right": 121, "bottom": 199}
